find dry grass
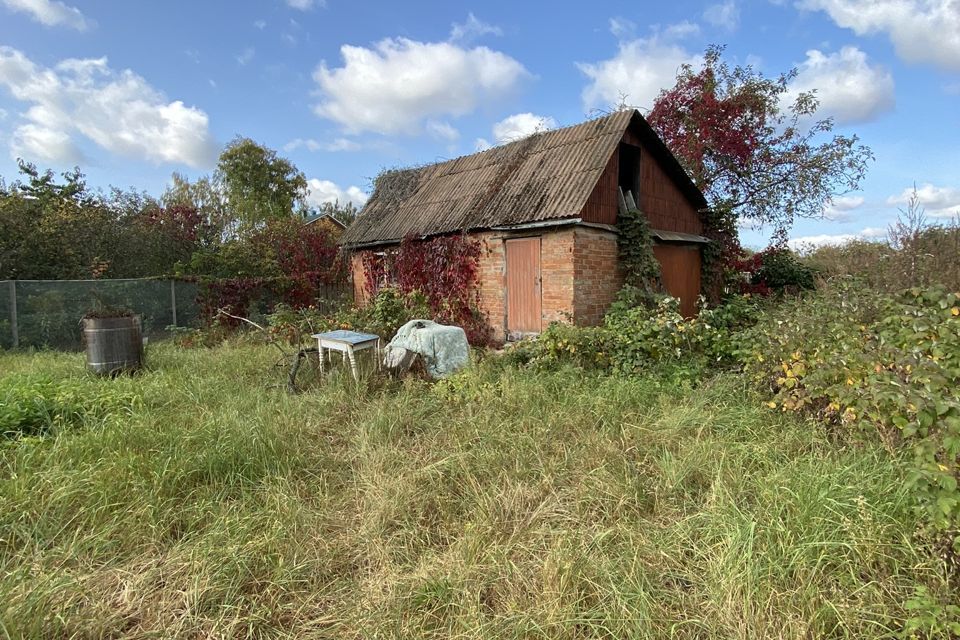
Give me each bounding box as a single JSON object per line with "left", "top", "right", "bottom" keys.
{"left": 0, "top": 342, "right": 948, "bottom": 638}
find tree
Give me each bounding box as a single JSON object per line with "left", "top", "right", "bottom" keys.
{"left": 214, "top": 137, "right": 308, "bottom": 235}
{"left": 161, "top": 171, "right": 228, "bottom": 237}
{"left": 0, "top": 161, "right": 118, "bottom": 279}
{"left": 647, "top": 45, "right": 873, "bottom": 232}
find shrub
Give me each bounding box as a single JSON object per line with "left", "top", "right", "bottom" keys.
{"left": 361, "top": 234, "right": 493, "bottom": 346}
{"left": 505, "top": 321, "right": 612, "bottom": 371}
{"left": 737, "top": 283, "right": 960, "bottom": 547}
{"left": 507, "top": 294, "right": 761, "bottom": 376}
{"left": 0, "top": 373, "right": 142, "bottom": 438}
{"left": 752, "top": 247, "right": 817, "bottom": 291}
{"left": 734, "top": 246, "right": 816, "bottom": 294}
{"left": 804, "top": 191, "right": 960, "bottom": 293}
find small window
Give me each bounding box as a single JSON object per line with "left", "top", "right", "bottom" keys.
{"left": 618, "top": 143, "right": 641, "bottom": 203}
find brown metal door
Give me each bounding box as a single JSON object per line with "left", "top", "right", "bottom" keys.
{"left": 506, "top": 237, "right": 542, "bottom": 334}
{"left": 652, "top": 244, "right": 701, "bottom": 317}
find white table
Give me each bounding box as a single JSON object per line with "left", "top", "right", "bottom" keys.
{"left": 311, "top": 330, "right": 381, "bottom": 381}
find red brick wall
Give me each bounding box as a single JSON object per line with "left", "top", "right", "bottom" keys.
{"left": 347, "top": 226, "right": 621, "bottom": 341}
{"left": 476, "top": 228, "right": 576, "bottom": 341}
{"left": 475, "top": 231, "right": 505, "bottom": 339}
{"left": 573, "top": 227, "right": 623, "bottom": 326}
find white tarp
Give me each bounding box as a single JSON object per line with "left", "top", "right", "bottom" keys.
{"left": 383, "top": 319, "right": 469, "bottom": 378}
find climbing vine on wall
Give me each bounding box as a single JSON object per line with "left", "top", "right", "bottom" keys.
{"left": 699, "top": 206, "right": 741, "bottom": 302}
{"left": 360, "top": 233, "right": 492, "bottom": 345}
{"left": 617, "top": 206, "right": 662, "bottom": 291}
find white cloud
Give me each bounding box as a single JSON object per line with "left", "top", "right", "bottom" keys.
{"left": 425, "top": 120, "right": 459, "bottom": 141}
{"left": 491, "top": 112, "right": 557, "bottom": 144}
{"left": 450, "top": 13, "right": 502, "bottom": 42}
{"left": 887, "top": 183, "right": 960, "bottom": 218}
{"left": 11, "top": 122, "right": 85, "bottom": 164}
{"left": 578, "top": 24, "right": 701, "bottom": 112}
{"left": 286, "top": 0, "right": 322, "bottom": 10}
{"left": 236, "top": 48, "right": 255, "bottom": 66}
{"left": 798, "top": 0, "right": 960, "bottom": 70}
{"left": 313, "top": 37, "right": 528, "bottom": 135}
{"left": 788, "top": 226, "right": 886, "bottom": 251}
{"left": 0, "top": 46, "right": 217, "bottom": 167}
{"left": 475, "top": 137, "right": 491, "bottom": 151}
{"left": 1, "top": 0, "right": 89, "bottom": 30}
{"left": 703, "top": 1, "right": 740, "bottom": 30}
{"left": 306, "top": 178, "right": 368, "bottom": 208}
{"left": 253, "top": 19, "right": 266, "bottom": 30}
{"left": 784, "top": 47, "right": 894, "bottom": 124}
{"left": 284, "top": 137, "right": 361, "bottom": 152}
{"left": 609, "top": 17, "right": 637, "bottom": 39}
{"left": 822, "top": 195, "right": 865, "bottom": 221}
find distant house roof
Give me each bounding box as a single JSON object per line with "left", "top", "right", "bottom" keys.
{"left": 304, "top": 213, "right": 347, "bottom": 229}
{"left": 341, "top": 109, "right": 706, "bottom": 248}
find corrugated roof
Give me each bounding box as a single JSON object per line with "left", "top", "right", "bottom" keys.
{"left": 650, "top": 229, "right": 710, "bottom": 244}
{"left": 341, "top": 110, "right": 706, "bottom": 247}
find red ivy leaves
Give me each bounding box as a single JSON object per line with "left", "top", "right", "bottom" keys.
{"left": 362, "top": 234, "right": 491, "bottom": 345}
{"left": 200, "top": 217, "right": 346, "bottom": 324}
{"left": 146, "top": 204, "right": 211, "bottom": 245}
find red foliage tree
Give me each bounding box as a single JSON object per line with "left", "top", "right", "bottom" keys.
{"left": 198, "top": 218, "right": 346, "bottom": 324}
{"left": 648, "top": 45, "right": 872, "bottom": 231}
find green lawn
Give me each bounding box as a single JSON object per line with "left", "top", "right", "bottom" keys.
{"left": 0, "top": 342, "right": 946, "bottom": 638}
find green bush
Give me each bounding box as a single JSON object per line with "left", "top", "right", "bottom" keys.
{"left": 267, "top": 286, "right": 432, "bottom": 344}
{"left": 752, "top": 247, "right": 817, "bottom": 291}
{"left": 736, "top": 283, "right": 960, "bottom": 541}
{"left": 507, "top": 294, "right": 762, "bottom": 376}
{"left": 0, "top": 373, "right": 142, "bottom": 438}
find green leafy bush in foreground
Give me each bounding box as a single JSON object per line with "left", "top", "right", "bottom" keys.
{"left": 508, "top": 293, "right": 761, "bottom": 377}
{"left": 738, "top": 283, "right": 960, "bottom": 553}
{"left": 0, "top": 373, "right": 142, "bottom": 438}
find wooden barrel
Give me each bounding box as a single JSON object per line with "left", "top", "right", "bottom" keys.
{"left": 82, "top": 315, "right": 143, "bottom": 375}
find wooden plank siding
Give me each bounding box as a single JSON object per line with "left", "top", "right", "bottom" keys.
{"left": 652, "top": 244, "right": 702, "bottom": 317}
{"left": 505, "top": 237, "right": 542, "bottom": 334}
{"left": 581, "top": 130, "right": 703, "bottom": 235}
{"left": 639, "top": 150, "right": 703, "bottom": 235}
{"left": 580, "top": 152, "right": 619, "bottom": 225}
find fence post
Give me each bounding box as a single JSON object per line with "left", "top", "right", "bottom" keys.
{"left": 170, "top": 279, "right": 178, "bottom": 327}
{"left": 8, "top": 280, "right": 18, "bottom": 348}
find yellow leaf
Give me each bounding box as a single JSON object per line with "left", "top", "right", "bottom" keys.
{"left": 952, "top": 307, "right": 959, "bottom": 316}
{"left": 938, "top": 464, "right": 949, "bottom": 472}
{"left": 766, "top": 401, "right": 777, "bottom": 409}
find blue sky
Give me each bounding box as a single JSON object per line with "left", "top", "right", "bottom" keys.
{"left": 0, "top": 0, "right": 957, "bottom": 248}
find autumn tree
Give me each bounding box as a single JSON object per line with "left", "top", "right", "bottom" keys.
{"left": 647, "top": 45, "right": 873, "bottom": 233}
{"left": 161, "top": 171, "right": 228, "bottom": 238}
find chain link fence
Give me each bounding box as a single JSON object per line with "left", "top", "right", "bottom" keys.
{"left": 0, "top": 279, "right": 201, "bottom": 351}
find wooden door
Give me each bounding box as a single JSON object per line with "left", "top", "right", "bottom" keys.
{"left": 506, "top": 237, "right": 542, "bottom": 334}
{"left": 652, "top": 244, "right": 701, "bottom": 317}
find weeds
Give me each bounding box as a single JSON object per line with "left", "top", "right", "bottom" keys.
{"left": 0, "top": 343, "right": 950, "bottom": 637}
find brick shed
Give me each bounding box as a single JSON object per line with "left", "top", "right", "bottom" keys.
{"left": 340, "top": 109, "right": 710, "bottom": 342}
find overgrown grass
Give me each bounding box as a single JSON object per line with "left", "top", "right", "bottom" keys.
{"left": 0, "top": 342, "right": 950, "bottom": 638}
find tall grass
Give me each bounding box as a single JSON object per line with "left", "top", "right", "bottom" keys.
{"left": 0, "top": 343, "right": 948, "bottom": 638}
